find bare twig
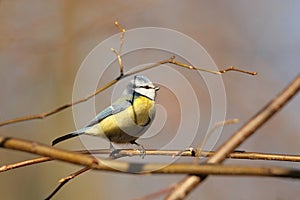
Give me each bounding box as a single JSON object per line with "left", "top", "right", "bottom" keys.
{"left": 3, "top": 149, "right": 300, "bottom": 173}
{"left": 45, "top": 167, "right": 90, "bottom": 200}
{"left": 2, "top": 136, "right": 300, "bottom": 199}
{"left": 0, "top": 20, "right": 257, "bottom": 128}
{"left": 0, "top": 156, "right": 52, "bottom": 172}
{"left": 134, "top": 184, "right": 176, "bottom": 200}
{"left": 0, "top": 58, "right": 256, "bottom": 127}
{"left": 166, "top": 73, "right": 300, "bottom": 200}
{"left": 219, "top": 66, "right": 257, "bottom": 75}
{"left": 1, "top": 136, "right": 300, "bottom": 178}
{"left": 113, "top": 21, "right": 126, "bottom": 76}
{"left": 167, "top": 59, "right": 257, "bottom": 75}
{"left": 194, "top": 118, "right": 239, "bottom": 164}
{"left": 0, "top": 78, "right": 118, "bottom": 126}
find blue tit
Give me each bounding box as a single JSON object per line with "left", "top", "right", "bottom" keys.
{"left": 52, "top": 75, "right": 159, "bottom": 152}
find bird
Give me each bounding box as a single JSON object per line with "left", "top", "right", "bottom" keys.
{"left": 52, "top": 75, "right": 159, "bottom": 156}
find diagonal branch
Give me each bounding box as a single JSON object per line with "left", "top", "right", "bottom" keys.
{"left": 166, "top": 73, "right": 300, "bottom": 200}
{"left": 45, "top": 167, "right": 90, "bottom": 200}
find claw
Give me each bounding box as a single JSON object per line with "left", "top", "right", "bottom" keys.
{"left": 130, "top": 141, "right": 146, "bottom": 158}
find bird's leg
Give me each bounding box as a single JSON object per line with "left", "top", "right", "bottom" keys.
{"left": 109, "top": 142, "right": 115, "bottom": 151}
{"left": 109, "top": 142, "right": 120, "bottom": 159}
{"left": 130, "top": 141, "right": 146, "bottom": 158}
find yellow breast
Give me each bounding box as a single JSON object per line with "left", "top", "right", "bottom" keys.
{"left": 130, "top": 96, "right": 155, "bottom": 126}
{"left": 87, "top": 96, "right": 155, "bottom": 143}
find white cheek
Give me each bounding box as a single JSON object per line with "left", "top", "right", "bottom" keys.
{"left": 135, "top": 88, "right": 156, "bottom": 100}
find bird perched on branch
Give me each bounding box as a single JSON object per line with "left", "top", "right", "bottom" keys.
{"left": 52, "top": 75, "right": 159, "bottom": 155}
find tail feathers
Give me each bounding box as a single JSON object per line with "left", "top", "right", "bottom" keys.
{"left": 52, "top": 131, "right": 84, "bottom": 146}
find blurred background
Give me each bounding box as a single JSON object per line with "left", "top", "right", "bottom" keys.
{"left": 1, "top": 1, "right": 300, "bottom": 199}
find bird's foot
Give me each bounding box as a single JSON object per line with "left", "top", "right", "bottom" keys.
{"left": 109, "top": 142, "right": 121, "bottom": 159}
{"left": 109, "top": 149, "right": 122, "bottom": 159}
{"left": 131, "top": 141, "right": 146, "bottom": 158}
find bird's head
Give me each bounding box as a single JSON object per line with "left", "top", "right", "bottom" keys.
{"left": 123, "top": 75, "right": 159, "bottom": 100}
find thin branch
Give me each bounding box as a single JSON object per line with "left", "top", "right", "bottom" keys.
{"left": 3, "top": 149, "right": 300, "bottom": 173}
{"left": 0, "top": 58, "right": 256, "bottom": 127}
{"left": 166, "top": 73, "right": 300, "bottom": 200}
{"left": 194, "top": 118, "right": 239, "bottom": 164}
{"left": 1, "top": 136, "right": 300, "bottom": 179}
{"left": 0, "top": 78, "right": 118, "bottom": 126}
{"left": 167, "top": 59, "right": 257, "bottom": 75}
{"left": 0, "top": 156, "right": 52, "bottom": 172}
{"left": 2, "top": 136, "right": 300, "bottom": 200}
{"left": 0, "top": 20, "right": 257, "bottom": 128}
{"left": 45, "top": 167, "right": 90, "bottom": 200}
{"left": 219, "top": 66, "right": 258, "bottom": 75}
{"left": 134, "top": 184, "right": 176, "bottom": 200}
{"left": 113, "top": 20, "right": 126, "bottom": 76}
{"left": 0, "top": 136, "right": 300, "bottom": 178}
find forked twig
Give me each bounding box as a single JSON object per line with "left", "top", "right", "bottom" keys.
{"left": 0, "top": 22, "right": 256, "bottom": 127}
{"left": 0, "top": 21, "right": 257, "bottom": 199}
{"left": 219, "top": 66, "right": 257, "bottom": 75}
{"left": 113, "top": 21, "right": 126, "bottom": 76}
{"left": 167, "top": 59, "right": 257, "bottom": 75}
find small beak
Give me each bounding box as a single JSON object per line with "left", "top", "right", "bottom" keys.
{"left": 155, "top": 86, "right": 160, "bottom": 91}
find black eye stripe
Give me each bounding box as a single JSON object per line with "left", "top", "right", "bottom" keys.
{"left": 136, "top": 85, "right": 153, "bottom": 89}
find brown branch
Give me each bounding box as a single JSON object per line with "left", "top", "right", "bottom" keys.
{"left": 45, "top": 167, "right": 90, "bottom": 200}
{"left": 1, "top": 136, "right": 300, "bottom": 178}
{"left": 0, "top": 21, "right": 256, "bottom": 128}
{"left": 2, "top": 136, "right": 300, "bottom": 200}
{"left": 167, "top": 59, "right": 257, "bottom": 75}
{"left": 0, "top": 156, "right": 52, "bottom": 172}
{"left": 0, "top": 56, "right": 167, "bottom": 127}
{"left": 194, "top": 118, "right": 239, "bottom": 164}
{"left": 3, "top": 149, "right": 300, "bottom": 173}
{"left": 219, "top": 66, "right": 258, "bottom": 75}
{"left": 166, "top": 73, "right": 300, "bottom": 200}
{"left": 0, "top": 78, "right": 118, "bottom": 127}
{"left": 0, "top": 60, "right": 257, "bottom": 127}
{"left": 134, "top": 184, "right": 176, "bottom": 200}
{"left": 85, "top": 149, "right": 300, "bottom": 162}
{"left": 112, "top": 21, "right": 126, "bottom": 76}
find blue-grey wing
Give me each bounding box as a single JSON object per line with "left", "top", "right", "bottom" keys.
{"left": 85, "top": 96, "right": 132, "bottom": 128}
